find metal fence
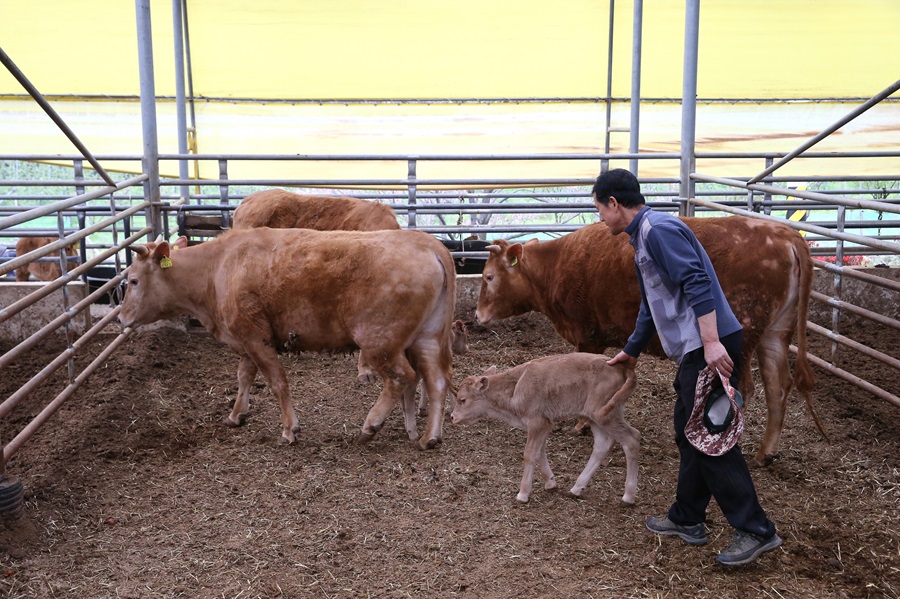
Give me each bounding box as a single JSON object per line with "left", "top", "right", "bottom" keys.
{"left": 1, "top": 148, "right": 899, "bottom": 521}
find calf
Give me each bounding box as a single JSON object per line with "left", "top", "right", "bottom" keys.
{"left": 15, "top": 236, "right": 78, "bottom": 282}
{"left": 475, "top": 217, "right": 826, "bottom": 466}
{"left": 118, "top": 228, "right": 456, "bottom": 449}
{"left": 451, "top": 353, "right": 640, "bottom": 504}
{"left": 232, "top": 189, "right": 400, "bottom": 231}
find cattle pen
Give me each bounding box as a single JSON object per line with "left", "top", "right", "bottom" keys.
{"left": 1, "top": 1, "right": 899, "bottom": 597}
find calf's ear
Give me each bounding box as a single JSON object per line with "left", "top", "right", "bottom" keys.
{"left": 482, "top": 366, "right": 498, "bottom": 376}
{"left": 172, "top": 236, "right": 189, "bottom": 250}
{"left": 475, "top": 376, "right": 490, "bottom": 392}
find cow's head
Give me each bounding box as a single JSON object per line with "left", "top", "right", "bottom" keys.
{"left": 475, "top": 239, "right": 534, "bottom": 325}
{"left": 118, "top": 236, "right": 190, "bottom": 329}
{"left": 449, "top": 366, "right": 498, "bottom": 425}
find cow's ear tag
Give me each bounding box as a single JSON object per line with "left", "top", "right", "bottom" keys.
{"left": 510, "top": 257, "right": 518, "bottom": 267}
{"left": 159, "top": 256, "right": 173, "bottom": 269}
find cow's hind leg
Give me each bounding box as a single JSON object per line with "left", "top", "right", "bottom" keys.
{"left": 411, "top": 349, "right": 450, "bottom": 450}
{"left": 356, "top": 353, "right": 377, "bottom": 384}
{"left": 226, "top": 355, "right": 258, "bottom": 427}
{"left": 243, "top": 344, "right": 300, "bottom": 444}
{"left": 357, "top": 350, "right": 415, "bottom": 445}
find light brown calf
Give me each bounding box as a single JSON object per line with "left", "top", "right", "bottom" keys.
{"left": 119, "top": 228, "right": 456, "bottom": 449}
{"left": 451, "top": 353, "right": 640, "bottom": 504}
{"left": 15, "top": 236, "right": 78, "bottom": 282}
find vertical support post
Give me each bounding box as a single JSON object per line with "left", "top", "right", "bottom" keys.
{"left": 407, "top": 159, "right": 418, "bottom": 229}
{"left": 679, "top": 0, "right": 700, "bottom": 217}
{"left": 218, "top": 159, "right": 229, "bottom": 203}
{"left": 172, "top": 0, "right": 189, "bottom": 202}
{"left": 830, "top": 205, "right": 846, "bottom": 367}
{"left": 136, "top": 0, "right": 162, "bottom": 238}
{"left": 762, "top": 156, "right": 773, "bottom": 214}
{"left": 601, "top": 0, "right": 615, "bottom": 174}
{"left": 73, "top": 159, "right": 88, "bottom": 281}
{"left": 629, "top": 0, "right": 643, "bottom": 175}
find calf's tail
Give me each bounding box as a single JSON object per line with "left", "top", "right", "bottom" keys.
{"left": 597, "top": 365, "right": 637, "bottom": 422}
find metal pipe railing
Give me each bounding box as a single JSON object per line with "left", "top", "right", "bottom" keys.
{"left": 688, "top": 197, "right": 900, "bottom": 255}
{"left": 3, "top": 320, "right": 134, "bottom": 461}
{"left": 0, "top": 201, "right": 150, "bottom": 279}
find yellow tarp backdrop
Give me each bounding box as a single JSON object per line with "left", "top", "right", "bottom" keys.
{"left": 1, "top": 0, "right": 898, "bottom": 181}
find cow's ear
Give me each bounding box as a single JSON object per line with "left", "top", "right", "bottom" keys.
{"left": 475, "top": 376, "right": 490, "bottom": 392}
{"left": 172, "top": 236, "right": 189, "bottom": 251}
{"left": 151, "top": 241, "right": 171, "bottom": 262}
{"left": 482, "top": 366, "right": 498, "bottom": 377}
{"left": 507, "top": 243, "right": 524, "bottom": 267}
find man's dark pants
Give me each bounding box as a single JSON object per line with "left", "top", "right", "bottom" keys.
{"left": 668, "top": 330, "right": 776, "bottom": 538}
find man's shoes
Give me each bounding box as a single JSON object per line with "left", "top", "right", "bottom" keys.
{"left": 645, "top": 516, "right": 708, "bottom": 545}
{"left": 716, "top": 530, "right": 783, "bottom": 566}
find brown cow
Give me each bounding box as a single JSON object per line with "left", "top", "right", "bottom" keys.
{"left": 232, "top": 189, "right": 400, "bottom": 231}
{"left": 15, "top": 236, "right": 78, "bottom": 282}
{"left": 118, "top": 228, "right": 456, "bottom": 450}
{"left": 233, "top": 188, "right": 403, "bottom": 393}
{"left": 451, "top": 353, "right": 640, "bottom": 504}
{"left": 475, "top": 217, "right": 826, "bottom": 467}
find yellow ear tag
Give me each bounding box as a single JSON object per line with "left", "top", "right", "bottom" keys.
{"left": 160, "top": 256, "right": 173, "bottom": 269}
{"left": 510, "top": 257, "right": 518, "bottom": 267}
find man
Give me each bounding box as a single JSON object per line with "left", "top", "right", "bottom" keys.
{"left": 594, "top": 168, "right": 782, "bottom": 566}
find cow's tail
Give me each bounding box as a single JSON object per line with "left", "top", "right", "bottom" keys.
{"left": 597, "top": 365, "right": 637, "bottom": 422}
{"left": 433, "top": 244, "right": 457, "bottom": 379}
{"left": 793, "top": 242, "right": 829, "bottom": 442}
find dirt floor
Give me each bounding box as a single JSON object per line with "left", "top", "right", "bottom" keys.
{"left": 0, "top": 308, "right": 897, "bottom": 598}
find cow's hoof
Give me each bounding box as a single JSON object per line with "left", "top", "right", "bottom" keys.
{"left": 752, "top": 453, "right": 777, "bottom": 468}
{"left": 224, "top": 414, "right": 246, "bottom": 428}
{"left": 356, "top": 431, "right": 375, "bottom": 445}
{"left": 515, "top": 493, "right": 530, "bottom": 504}
{"left": 619, "top": 497, "right": 637, "bottom": 507}
{"left": 569, "top": 486, "right": 583, "bottom": 498}
{"left": 572, "top": 424, "right": 591, "bottom": 437}
{"left": 357, "top": 372, "right": 377, "bottom": 385}
{"left": 417, "top": 437, "right": 442, "bottom": 451}
{"left": 279, "top": 434, "right": 295, "bottom": 445}
{"left": 544, "top": 479, "right": 557, "bottom": 491}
